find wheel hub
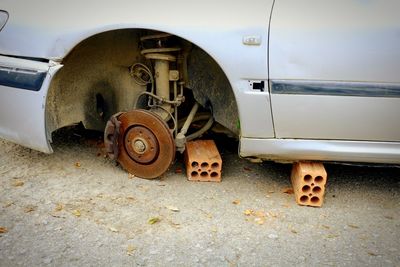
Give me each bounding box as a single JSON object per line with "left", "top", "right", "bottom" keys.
{"left": 124, "top": 125, "right": 159, "bottom": 164}
{"left": 116, "top": 109, "right": 175, "bottom": 179}
{"left": 133, "top": 139, "right": 146, "bottom": 154}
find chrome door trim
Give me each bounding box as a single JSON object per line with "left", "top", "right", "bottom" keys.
{"left": 271, "top": 80, "right": 400, "bottom": 98}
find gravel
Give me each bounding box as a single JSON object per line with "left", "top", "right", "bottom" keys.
{"left": 0, "top": 127, "right": 399, "bottom": 266}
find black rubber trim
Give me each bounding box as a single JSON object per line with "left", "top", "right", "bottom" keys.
{"left": 271, "top": 80, "right": 400, "bottom": 98}
{"left": 0, "top": 54, "right": 50, "bottom": 63}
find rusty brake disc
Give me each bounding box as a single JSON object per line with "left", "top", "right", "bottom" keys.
{"left": 116, "top": 109, "right": 175, "bottom": 179}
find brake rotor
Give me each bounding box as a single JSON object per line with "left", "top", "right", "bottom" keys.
{"left": 117, "top": 109, "right": 175, "bottom": 179}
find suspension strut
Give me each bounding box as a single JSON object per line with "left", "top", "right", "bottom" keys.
{"left": 140, "top": 34, "right": 182, "bottom": 121}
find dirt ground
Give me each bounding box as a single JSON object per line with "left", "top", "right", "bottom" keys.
{"left": 0, "top": 127, "right": 399, "bottom": 267}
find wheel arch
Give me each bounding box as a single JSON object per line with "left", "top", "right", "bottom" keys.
{"left": 46, "top": 26, "right": 240, "bottom": 140}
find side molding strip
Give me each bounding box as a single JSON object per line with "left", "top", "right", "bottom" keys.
{"left": 271, "top": 80, "right": 400, "bottom": 98}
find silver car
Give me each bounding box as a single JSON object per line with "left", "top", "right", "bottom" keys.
{"left": 0, "top": 0, "right": 399, "bottom": 178}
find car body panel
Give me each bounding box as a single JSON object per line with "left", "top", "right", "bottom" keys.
{"left": 269, "top": 0, "right": 400, "bottom": 142}
{"left": 0, "top": 0, "right": 276, "bottom": 141}
{"left": 0, "top": 0, "right": 272, "bottom": 81}
{"left": 269, "top": 0, "right": 400, "bottom": 83}
{"left": 270, "top": 80, "right": 400, "bottom": 142}
{"left": 0, "top": 56, "right": 62, "bottom": 153}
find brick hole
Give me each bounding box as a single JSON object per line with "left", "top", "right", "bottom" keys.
{"left": 304, "top": 174, "right": 312, "bottom": 182}
{"left": 302, "top": 185, "right": 311, "bottom": 193}
{"left": 310, "top": 196, "right": 320, "bottom": 203}
{"left": 300, "top": 195, "right": 309, "bottom": 203}
{"left": 191, "top": 161, "right": 199, "bottom": 168}
{"left": 210, "top": 172, "right": 218, "bottom": 178}
{"left": 312, "top": 186, "right": 322, "bottom": 193}
{"left": 200, "top": 171, "right": 208, "bottom": 177}
{"left": 201, "top": 162, "right": 209, "bottom": 169}
{"left": 314, "top": 176, "right": 324, "bottom": 183}
{"left": 309, "top": 193, "right": 312, "bottom": 197}
{"left": 311, "top": 183, "right": 315, "bottom": 186}
{"left": 191, "top": 171, "right": 199, "bottom": 178}
{"left": 211, "top": 162, "right": 219, "bottom": 169}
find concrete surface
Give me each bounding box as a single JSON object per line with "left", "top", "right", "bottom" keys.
{"left": 0, "top": 128, "right": 399, "bottom": 267}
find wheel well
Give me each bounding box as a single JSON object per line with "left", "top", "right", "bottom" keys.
{"left": 46, "top": 29, "right": 239, "bottom": 141}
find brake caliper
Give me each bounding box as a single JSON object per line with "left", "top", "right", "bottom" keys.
{"left": 104, "top": 112, "right": 123, "bottom": 160}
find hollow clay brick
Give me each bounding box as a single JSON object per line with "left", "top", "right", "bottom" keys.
{"left": 290, "top": 162, "right": 327, "bottom": 207}
{"left": 184, "top": 140, "right": 222, "bottom": 182}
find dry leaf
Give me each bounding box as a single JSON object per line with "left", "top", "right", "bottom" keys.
{"left": 13, "top": 180, "right": 24, "bottom": 187}
{"left": 348, "top": 224, "right": 359, "bottom": 229}
{"left": 291, "top": 229, "right": 298, "bottom": 234}
{"left": 359, "top": 235, "right": 368, "bottom": 241}
{"left": 232, "top": 200, "right": 240, "bottom": 205}
{"left": 367, "top": 251, "right": 378, "bottom": 256}
{"left": 54, "top": 203, "right": 64, "bottom": 212}
{"left": 322, "top": 225, "right": 330, "bottom": 229}
{"left": 72, "top": 209, "right": 81, "bottom": 217}
{"left": 24, "top": 205, "right": 37, "bottom": 213}
{"left": 384, "top": 215, "right": 394, "bottom": 220}
{"left": 0, "top": 227, "right": 8, "bottom": 233}
{"left": 254, "top": 211, "right": 266, "bottom": 218}
{"left": 148, "top": 217, "right": 160, "bottom": 225}
{"left": 3, "top": 201, "right": 14, "bottom": 208}
{"left": 50, "top": 212, "right": 66, "bottom": 218}
{"left": 74, "top": 162, "right": 81, "bottom": 168}
{"left": 128, "top": 173, "right": 135, "bottom": 179}
{"left": 319, "top": 214, "right": 328, "bottom": 219}
{"left": 282, "top": 188, "right": 294, "bottom": 194}
{"left": 126, "top": 196, "right": 135, "bottom": 201}
{"left": 127, "top": 245, "right": 136, "bottom": 256}
{"left": 166, "top": 206, "right": 180, "bottom": 212}
{"left": 267, "top": 211, "right": 278, "bottom": 218}
{"left": 244, "top": 209, "right": 253, "bottom": 216}
{"left": 137, "top": 185, "right": 150, "bottom": 192}
{"left": 243, "top": 167, "right": 252, "bottom": 171}
{"left": 254, "top": 218, "right": 265, "bottom": 225}
{"left": 169, "top": 222, "right": 181, "bottom": 229}
{"left": 326, "top": 234, "right": 339, "bottom": 239}
{"left": 109, "top": 227, "right": 118, "bottom": 233}
{"left": 199, "top": 209, "right": 213, "bottom": 219}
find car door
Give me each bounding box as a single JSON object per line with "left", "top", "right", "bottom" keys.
{"left": 269, "top": 0, "right": 400, "bottom": 142}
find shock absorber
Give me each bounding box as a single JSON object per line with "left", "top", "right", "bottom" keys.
{"left": 140, "top": 33, "right": 182, "bottom": 121}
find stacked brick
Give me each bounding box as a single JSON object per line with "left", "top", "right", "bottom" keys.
{"left": 290, "top": 162, "right": 327, "bottom": 207}
{"left": 184, "top": 140, "right": 222, "bottom": 182}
